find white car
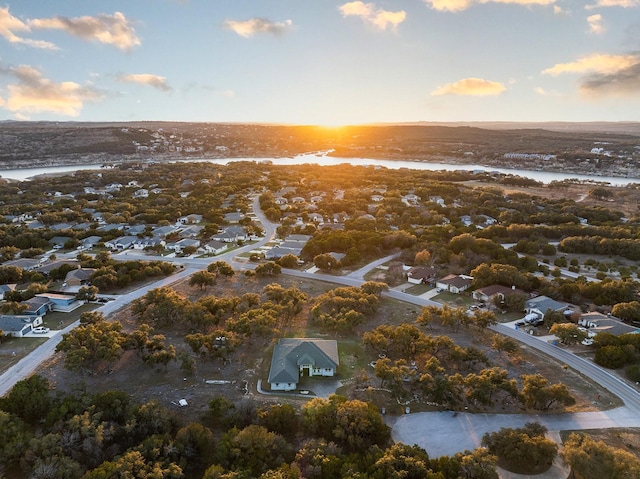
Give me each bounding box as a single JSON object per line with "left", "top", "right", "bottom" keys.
{"left": 33, "top": 327, "right": 50, "bottom": 334}
{"left": 581, "top": 338, "right": 594, "bottom": 346}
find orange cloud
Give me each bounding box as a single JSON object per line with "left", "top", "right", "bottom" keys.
{"left": 431, "top": 78, "right": 507, "bottom": 96}
{"left": 587, "top": 14, "right": 605, "bottom": 34}
{"left": 586, "top": 0, "right": 640, "bottom": 8}
{"left": 542, "top": 53, "right": 639, "bottom": 75}
{"left": 1, "top": 65, "right": 103, "bottom": 116}
{"left": 117, "top": 74, "right": 171, "bottom": 91}
{"left": 223, "top": 18, "right": 293, "bottom": 38}
{"left": 0, "top": 6, "right": 57, "bottom": 49}
{"left": 425, "top": 0, "right": 556, "bottom": 12}
{"left": 29, "top": 11, "right": 140, "bottom": 50}
{"left": 339, "top": 2, "right": 406, "bottom": 30}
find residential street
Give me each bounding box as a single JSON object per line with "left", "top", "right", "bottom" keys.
{"left": 2, "top": 194, "right": 640, "bottom": 469}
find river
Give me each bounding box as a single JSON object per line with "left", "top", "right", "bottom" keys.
{"left": 1, "top": 153, "right": 638, "bottom": 186}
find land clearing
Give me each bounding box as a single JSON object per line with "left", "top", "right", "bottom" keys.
{"left": 33, "top": 272, "right": 620, "bottom": 427}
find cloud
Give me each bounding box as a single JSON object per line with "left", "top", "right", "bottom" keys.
{"left": 339, "top": 2, "right": 406, "bottom": 30}
{"left": 218, "top": 89, "right": 236, "bottom": 98}
{"left": 117, "top": 74, "right": 171, "bottom": 91}
{"left": 579, "top": 62, "right": 640, "bottom": 96}
{"left": 29, "top": 11, "right": 140, "bottom": 50}
{"left": 534, "top": 86, "right": 562, "bottom": 96}
{"left": 542, "top": 53, "right": 640, "bottom": 97}
{"left": 223, "top": 18, "right": 293, "bottom": 38}
{"left": 542, "top": 53, "right": 639, "bottom": 75}
{"left": 587, "top": 14, "right": 605, "bottom": 34}
{"left": 0, "top": 65, "right": 103, "bottom": 116}
{"left": 553, "top": 5, "right": 568, "bottom": 14}
{"left": 431, "top": 77, "right": 507, "bottom": 96}
{"left": 586, "top": 0, "right": 640, "bottom": 8}
{"left": 0, "top": 6, "right": 57, "bottom": 49}
{"left": 424, "top": 0, "right": 556, "bottom": 12}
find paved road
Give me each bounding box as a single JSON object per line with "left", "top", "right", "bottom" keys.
{"left": 3, "top": 198, "right": 640, "bottom": 465}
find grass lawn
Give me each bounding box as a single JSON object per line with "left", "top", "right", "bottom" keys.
{"left": 433, "top": 291, "right": 475, "bottom": 307}
{"left": 403, "top": 283, "right": 432, "bottom": 296}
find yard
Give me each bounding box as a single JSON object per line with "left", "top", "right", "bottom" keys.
{"left": 31, "top": 272, "right": 619, "bottom": 427}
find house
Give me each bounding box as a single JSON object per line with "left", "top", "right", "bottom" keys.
{"left": 81, "top": 236, "right": 102, "bottom": 249}
{"left": 166, "top": 238, "right": 200, "bottom": 254}
{"left": 152, "top": 225, "right": 179, "bottom": 238}
{"left": 578, "top": 311, "right": 640, "bottom": 336}
{"left": 201, "top": 240, "right": 228, "bottom": 256}
{"left": 3, "top": 258, "right": 39, "bottom": 271}
{"left": 436, "top": 274, "right": 473, "bottom": 294}
{"left": 274, "top": 197, "right": 289, "bottom": 205}
{"left": 0, "top": 315, "right": 43, "bottom": 337}
{"left": 36, "top": 260, "right": 80, "bottom": 276}
{"left": 179, "top": 225, "right": 203, "bottom": 238}
{"left": 132, "top": 237, "right": 165, "bottom": 250}
{"left": 178, "top": 214, "right": 203, "bottom": 224}
{"left": 472, "top": 285, "right": 526, "bottom": 303}
{"left": 268, "top": 338, "right": 339, "bottom": 391}
{"left": 64, "top": 268, "right": 95, "bottom": 287}
{"left": 49, "top": 236, "right": 72, "bottom": 248}
{"left": 22, "top": 296, "right": 53, "bottom": 316}
{"left": 36, "top": 293, "right": 83, "bottom": 312}
{"left": 212, "top": 226, "right": 246, "bottom": 243}
{"left": 266, "top": 246, "right": 300, "bottom": 260}
{"left": 133, "top": 189, "right": 149, "bottom": 198}
{"left": 0, "top": 283, "right": 17, "bottom": 300}
{"left": 407, "top": 266, "right": 437, "bottom": 285}
{"left": 224, "top": 212, "right": 245, "bottom": 223}
{"left": 104, "top": 236, "right": 137, "bottom": 250}
{"left": 524, "top": 295, "right": 569, "bottom": 320}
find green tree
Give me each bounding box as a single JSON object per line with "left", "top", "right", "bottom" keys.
{"left": 549, "top": 323, "right": 588, "bottom": 345}
{"left": 482, "top": 423, "right": 556, "bottom": 474}
{"left": 561, "top": 432, "right": 640, "bottom": 479}
{"left": 56, "top": 320, "right": 126, "bottom": 372}
{"left": 189, "top": 270, "right": 217, "bottom": 290}
{"left": 520, "top": 374, "right": 575, "bottom": 410}
{"left": 0, "top": 375, "right": 52, "bottom": 424}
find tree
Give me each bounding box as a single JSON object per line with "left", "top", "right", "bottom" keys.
{"left": 189, "top": 270, "right": 217, "bottom": 290}
{"left": 255, "top": 261, "right": 282, "bottom": 277}
{"left": 455, "top": 448, "right": 498, "bottom": 479}
{"left": 549, "top": 323, "right": 588, "bottom": 345}
{"left": 208, "top": 260, "right": 235, "bottom": 278}
{"left": 276, "top": 253, "right": 299, "bottom": 268}
{"left": 520, "top": 374, "right": 575, "bottom": 410}
{"left": 414, "top": 249, "right": 432, "bottom": 265}
{"left": 561, "top": 432, "right": 640, "bottom": 479}
{"left": 611, "top": 301, "right": 640, "bottom": 322}
{"left": 76, "top": 285, "right": 98, "bottom": 302}
{"left": 0, "top": 375, "right": 52, "bottom": 423}
{"left": 492, "top": 335, "right": 519, "bottom": 356}
{"left": 56, "top": 320, "right": 126, "bottom": 372}
{"left": 313, "top": 253, "right": 341, "bottom": 271}
{"left": 218, "top": 425, "right": 294, "bottom": 477}
{"left": 84, "top": 450, "right": 183, "bottom": 479}
{"left": 482, "top": 423, "right": 556, "bottom": 474}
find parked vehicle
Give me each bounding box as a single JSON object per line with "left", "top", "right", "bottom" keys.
{"left": 33, "top": 327, "right": 50, "bottom": 334}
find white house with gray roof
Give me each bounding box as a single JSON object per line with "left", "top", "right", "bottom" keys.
{"left": 268, "top": 338, "right": 339, "bottom": 391}
{"left": 525, "top": 295, "right": 569, "bottom": 319}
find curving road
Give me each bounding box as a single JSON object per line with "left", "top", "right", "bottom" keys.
{"left": 3, "top": 196, "right": 640, "bottom": 464}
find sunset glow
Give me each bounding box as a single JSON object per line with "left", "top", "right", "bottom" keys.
{"left": 0, "top": 2, "right": 638, "bottom": 123}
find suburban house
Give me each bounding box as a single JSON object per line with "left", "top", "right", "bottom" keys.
{"left": 104, "top": 236, "right": 137, "bottom": 250}
{"left": 166, "top": 238, "right": 200, "bottom": 253}
{"left": 524, "top": 295, "right": 569, "bottom": 320}
{"left": 0, "top": 283, "right": 16, "bottom": 300}
{"left": 472, "top": 284, "right": 526, "bottom": 303}
{"left": 178, "top": 214, "right": 203, "bottom": 224}
{"left": 212, "top": 226, "right": 246, "bottom": 243}
{"left": 223, "top": 212, "right": 245, "bottom": 223}
{"left": 0, "top": 315, "right": 44, "bottom": 337}
{"left": 578, "top": 312, "right": 640, "bottom": 336}
{"left": 22, "top": 296, "right": 53, "bottom": 316}
{"left": 201, "top": 240, "right": 228, "bottom": 256}
{"left": 64, "top": 268, "right": 95, "bottom": 287}
{"left": 406, "top": 266, "right": 437, "bottom": 285}
{"left": 436, "top": 274, "right": 474, "bottom": 294}
{"left": 81, "top": 236, "right": 102, "bottom": 249}
{"left": 268, "top": 338, "right": 339, "bottom": 391}
{"left": 35, "top": 293, "right": 83, "bottom": 312}
{"left": 132, "top": 237, "right": 164, "bottom": 250}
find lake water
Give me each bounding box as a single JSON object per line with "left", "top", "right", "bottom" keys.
{"left": 1, "top": 153, "right": 638, "bottom": 186}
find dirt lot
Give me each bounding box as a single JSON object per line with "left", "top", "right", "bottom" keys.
{"left": 33, "top": 273, "right": 620, "bottom": 427}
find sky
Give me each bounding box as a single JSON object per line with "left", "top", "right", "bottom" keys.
{"left": 0, "top": 1, "right": 639, "bottom": 125}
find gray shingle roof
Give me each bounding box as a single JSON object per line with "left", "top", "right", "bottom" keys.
{"left": 268, "top": 339, "right": 339, "bottom": 385}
